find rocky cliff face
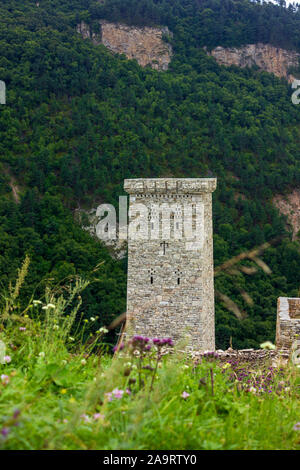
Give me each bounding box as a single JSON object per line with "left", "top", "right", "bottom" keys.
{"left": 77, "top": 21, "right": 173, "bottom": 71}
{"left": 273, "top": 190, "right": 300, "bottom": 240}
{"left": 208, "top": 43, "right": 299, "bottom": 82}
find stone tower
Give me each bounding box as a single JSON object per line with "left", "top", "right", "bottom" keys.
{"left": 124, "top": 178, "right": 217, "bottom": 350}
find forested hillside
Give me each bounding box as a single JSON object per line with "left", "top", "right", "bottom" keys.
{"left": 1, "top": 0, "right": 300, "bottom": 349}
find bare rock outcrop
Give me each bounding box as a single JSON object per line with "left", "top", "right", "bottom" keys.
{"left": 273, "top": 189, "right": 300, "bottom": 240}
{"left": 77, "top": 20, "right": 173, "bottom": 71}
{"left": 207, "top": 43, "right": 300, "bottom": 82}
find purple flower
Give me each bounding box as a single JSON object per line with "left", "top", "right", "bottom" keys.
{"left": 19, "top": 327, "right": 26, "bottom": 332}
{"left": 293, "top": 422, "right": 300, "bottom": 431}
{"left": 13, "top": 409, "right": 21, "bottom": 419}
{"left": 3, "top": 356, "right": 11, "bottom": 364}
{"left": 113, "top": 342, "right": 124, "bottom": 353}
{"left": 181, "top": 391, "right": 190, "bottom": 399}
{"left": 152, "top": 337, "right": 174, "bottom": 347}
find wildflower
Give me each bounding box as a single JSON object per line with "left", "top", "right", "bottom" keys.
{"left": 42, "top": 303, "right": 55, "bottom": 310}
{"left": 98, "top": 327, "right": 108, "bottom": 334}
{"left": 80, "top": 414, "right": 91, "bottom": 423}
{"left": 105, "top": 392, "right": 113, "bottom": 402}
{"left": 90, "top": 317, "right": 96, "bottom": 322}
{"left": 33, "top": 300, "right": 42, "bottom": 305}
{"left": 113, "top": 342, "right": 125, "bottom": 352}
{"left": 222, "top": 363, "right": 231, "bottom": 369}
{"left": 181, "top": 391, "right": 190, "bottom": 399}
{"left": 93, "top": 413, "right": 104, "bottom": 421}
{"left": 1, "top": 374, "right": 10, "bottom": 385}
{"left": 69, "top": 337, "right": 75, "bottom": 342}
{"left": 81, "top": 359, "right": 87, "bottom": 365}
{"left": 249, "top": 387, "right": 257, "bottom": 393}
{"left": 3, "top": 355, "right": 11, "bottom": 364}
{"left": 19, "top": 327, "right": 26, "bottom": 332}
{"left": 112, "top": 388, "right": 124, "bottom": 399}
{"left": 38, "top": 352, "right": 45, "bottom": 358}
{"left": 13, "top": 409, "right": 21, "bottom": 419}
{"left": 152, "top": 338, "right": 174, "bottom": 347}
{"left": 260, "top": 341, "right": 276, "bottom": 350}
{"left": 1, "top": 427, "right": 10, "bottom": 437}
{"left": 293, "top": 422, "right": 300, "bottom": 431}
{"left": 126, "top": 388, "right": 131, "bottom": 395}
{"left": 60, "top": 389, "right": 67, "bottom": 395}
{"left": 63, "top": 419, "right": 68, "bottom": 424}
{"left": 53, "top": 325, "right": 59, "bottom": 330}
{"left": 84, "top": 319, "right": 89, "bottom": 323}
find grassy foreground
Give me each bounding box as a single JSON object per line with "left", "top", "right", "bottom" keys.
{"left": 0, "top": 263, "right": 299, "bottom": 450}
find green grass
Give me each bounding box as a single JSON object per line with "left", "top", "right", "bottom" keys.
{"left": 0, "top": 261, "right": 299, "bottom": 450}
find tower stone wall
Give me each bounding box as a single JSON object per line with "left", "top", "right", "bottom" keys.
{"left": 124, "top": 178, "right": 217, "bottom": 350}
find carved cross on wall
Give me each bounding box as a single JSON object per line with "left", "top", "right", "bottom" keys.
{"left": 160, "top": 241, "right": 169, "bottom": 255}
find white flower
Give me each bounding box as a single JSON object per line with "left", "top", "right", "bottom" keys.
{"left": 42, "top": 303, "right": 56, "bottom": 310}
{"left": 69, "top": 337, "right": 75, "bottom": 342}
{"left": 99, "top": 327, "right": 108, "bottom": 333}
{"left": 33, "top": 300, "right": 42, "bottom": 305}
{"left": 81, "top": 359, "right": 87, "bottom": 365}
{"left": 53, "top": 325, "right": 59, "bottom": 330}
{"left": 249, "top": 387, "right": 256, "bottom": 393}
{"left": 38, "top": 352, "right": 45, "bottom": 358}
{"left": 90, "top": 317, "right": 96, "bottom": 322}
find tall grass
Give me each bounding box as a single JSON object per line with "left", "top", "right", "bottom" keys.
{"left": 0, "top": 259, "right": 299, "bottom": 450}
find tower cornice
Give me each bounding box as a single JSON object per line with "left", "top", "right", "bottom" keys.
{"left": 124, "top": 178, "right": 217, "bottom": 195}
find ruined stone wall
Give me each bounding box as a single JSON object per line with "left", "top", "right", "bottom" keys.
{"left": 207, "top": 43, "right": 300, "bottom": 82}
{"left": 124, "top": 178, "right": 217, "bottom": 350}
{"left": 77, "top": 20, "right": 173, "bottom": 71}
{"left": 276, "top": 297, "right": 300, "bottom": 350}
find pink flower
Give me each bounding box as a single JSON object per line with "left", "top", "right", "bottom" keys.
{"left": 19, "top": 327, "right": 26, "bottom": 332}
{"left": 293, "top": 422, "right": 300, "bottom": 432}
{"left": 80, "top": 413, "right": 91, "bottom": 423}
{"left": 181, "top": 391, "right": 190, "bottom": 399}
{"left": 3, "top": 356, "right": 11, "bottom": 364}
{"left": 105, "top": 388, "right": 125, "bottom": 401}
{"left": 105, "top": 392, "right": 113, "bottom": 402}
{"left": 93, "top": 413, "right": 104, "bottom": 421}
{"left": 1, "top": 374, "right": 10, "bottom": 385}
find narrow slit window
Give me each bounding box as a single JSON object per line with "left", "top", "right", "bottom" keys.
{"left": 175, "top": 270, "right": 182, "bottom": 286}
{"left": 149, "top": 269, "right": 155, "bottom": 285}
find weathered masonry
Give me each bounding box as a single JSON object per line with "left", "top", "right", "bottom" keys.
{"left": 276, "top": 297, "right": 300, "bottom": 350}
{"left": 124, "top": 178, "right": 217, "bottom": 350}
